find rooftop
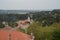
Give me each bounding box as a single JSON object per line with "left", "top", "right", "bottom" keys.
{"left": 0, "top": 30, "right": 31, "bottom": 40}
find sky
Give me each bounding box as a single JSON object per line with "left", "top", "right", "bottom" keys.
{"left": 0, "top": 0, "right": 60, "bottom": 10}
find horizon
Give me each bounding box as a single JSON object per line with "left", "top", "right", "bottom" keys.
{"left": 0, "top": 9, "right": 60, "bottom": 11}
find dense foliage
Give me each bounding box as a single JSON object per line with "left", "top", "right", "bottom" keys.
{"left": 0, "top": 14, "right": 28, "bottom": 22}
{"left": 8, "top": 22, "right": 17, "bottom": 28}
{"left": 0, "top": 22, "right": 4, "bottom": 28}
{"left": 29, "top": 9, "right": 60, "bottom": 26}
{"left": 52, "top": 28, "right": 60, "bottom": 40}
{"left": 27, "top": 22, "right": 60, "bottom": 40}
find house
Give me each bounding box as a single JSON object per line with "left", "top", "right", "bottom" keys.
{"left": 0, "top": 16, "right": 35, "bottom": 40}
{"left": 15, "top": 16, "right": 33, "bottom": 29}
{"left": 0, "top": 21, "right": 34, "bottom": 40}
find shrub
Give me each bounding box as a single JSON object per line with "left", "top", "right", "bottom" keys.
{"left": 52, "top": 28, "right": 60, "bottom": 40}
{"left": 0, "top": 22, "right": 5, "bottom": 28}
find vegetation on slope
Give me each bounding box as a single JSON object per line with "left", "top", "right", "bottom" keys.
{"left": 27, "top": 22, "right": 60, "bottom": 40}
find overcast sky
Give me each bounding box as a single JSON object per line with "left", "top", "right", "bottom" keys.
{"left": 0, "top": 0, "right": 60, "bottom": 10}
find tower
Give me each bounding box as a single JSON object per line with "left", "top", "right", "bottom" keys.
{"left": 30, "top": 14, "right": 33, "bottom": 19}
{"left": 27, "top": 16, "right": 31, "bottom": 21}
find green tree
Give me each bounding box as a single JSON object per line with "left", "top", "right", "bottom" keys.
{"left": 52, "top": 28, "right": 60, "bottom": 40}
{"left": 8, "top": 22, "right": 17, "bottom": 28}
{"left": 0, "top": 22, "right": 5, "bottom": 28}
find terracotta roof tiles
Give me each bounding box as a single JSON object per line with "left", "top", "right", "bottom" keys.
{"left": 0, "top": 30, "right": 31, "bottom": 40}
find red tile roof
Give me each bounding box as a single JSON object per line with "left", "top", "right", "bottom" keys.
{"left": 0, "top": 30, "right": 31, "bottom": 40}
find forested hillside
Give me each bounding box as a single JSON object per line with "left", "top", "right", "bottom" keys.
{"left": 0, "top": 9, "right": 60, "bottom": 28}
{"left": 29, "top": 9, "right": 60, "bottom": 26}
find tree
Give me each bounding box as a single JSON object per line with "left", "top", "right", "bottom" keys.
{"left": 0, "top": 22, "right": 5, "bottom": 28}
{"left": 52, "top": 28, "right": 60, "bottom": 40}
{"left": 8, "top": 22, "right": 17, "bottom": 28}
